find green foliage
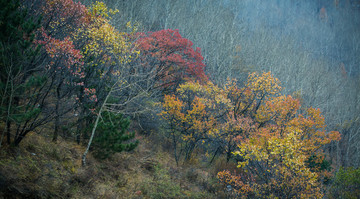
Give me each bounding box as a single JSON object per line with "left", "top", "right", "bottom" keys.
{"left": 92, "top": 111, "right": 138, "bottom": 159}
{"left": 25, "top": 75, "right": 47, "bottom": 88}
{"left": 0, "top": 0, "right": 43, "bottom": 146}
{"left": 13, "top": 108, "right": 41, "bottom": 124}
{"left": 328, "top": 167, "right": 360, "bottom": 199}
{"left": 0, "top": 0, "right": 40, "bottom": 87}
{"left": 0, "top": 0, "right": 41, "bottom": 78}
{"left": 306, "top": 155, "right": 332, "bottom": 172}
{"left": 305, "top": 155, "right": 332, "bottom": 184}
{"left": 0, "top": 0, "right": 41, "bottom": 46}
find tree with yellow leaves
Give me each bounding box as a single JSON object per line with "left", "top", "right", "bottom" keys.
{"left": 160, "top": 81, "right": 231, "bottom": 164}
{"left": 71, "top": 1, "right": 142, "bottom": 144}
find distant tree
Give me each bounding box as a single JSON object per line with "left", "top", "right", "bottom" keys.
{"left": 103, "top": 0, "right": 243, "bottom": 84}
{"left": 100, "top": 0, "right": 360, "bottom": 169}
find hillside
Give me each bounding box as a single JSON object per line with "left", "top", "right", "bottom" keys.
{"left": 1, "top": 0, "right": 359, "bottom": 198}
{"left": 0, "top": 132, "right": 230, "bottom": 198}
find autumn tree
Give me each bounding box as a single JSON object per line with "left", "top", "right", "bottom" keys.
{"left": 33, "top": 0, "right": 141, "bottom": 143}
{"left": 160, "top": 71, "right": 341, "bottom": 197}
{"left": 217, "top": 72, "right": 341, "bottom": 198}
{"left": 29, "top": 0, "right": 91, "bottom": 142}
{"left": 135, "top": 29, "right": 207, "bottom": 93}
{"left": 207, "top": 72, "right": 282, "bottom": 162}
{"left": 35, "top": 30, "right": 85, "bottom": 142}
{"left": 160, "top": 81, "right": 231, "bottom": 164}
{"left": 159, "top": 72, "right": 283, "bottom": 164}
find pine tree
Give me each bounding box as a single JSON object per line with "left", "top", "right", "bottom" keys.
{"left": 92, "top": 111, "right": 138, "bottom": 159}
{"left": 0, "top": 0, "right": 42, "bottom": 146}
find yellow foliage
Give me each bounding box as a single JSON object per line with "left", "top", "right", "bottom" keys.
{"left": 88, "top": 1, "right": 119, "bottom": 20}
{"left": 74, "top": 2, "right": 138, "bottom": 68}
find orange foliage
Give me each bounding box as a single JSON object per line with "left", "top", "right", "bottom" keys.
{"left": 159, "top": 72, "right": 341, "bottom": 197}
{"left": 219, "top": 73, "right": 340, "bottom": 198}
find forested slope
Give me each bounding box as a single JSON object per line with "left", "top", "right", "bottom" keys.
{"left": 0, "top": 0, "right": 359, "bottom": 198}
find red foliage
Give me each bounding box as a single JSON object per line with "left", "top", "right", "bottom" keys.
{"left": 41, "top": 0, "right": 89, "bottom": 34}
{"left": 136, "top": 29, "right": 208, "bottom": 91}
{"left": 35, "top": 28, "right": 84, "bottom": 78}
{"left": 33, "top": 0, "right": 97, "bottom": 102}
{"left": 84, "top": 88, "right": 97, "bottom": 102}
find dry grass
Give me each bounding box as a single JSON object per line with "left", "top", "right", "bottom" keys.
{"left": 0, "top": 131, "right": 225, "bottom": 198}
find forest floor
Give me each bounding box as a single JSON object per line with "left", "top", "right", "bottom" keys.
{"left": 0, "top": 131, "right": 234, "bottom": 198}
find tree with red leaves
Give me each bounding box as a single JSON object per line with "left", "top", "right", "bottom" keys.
{"left": 32, "top": 0, "right": 90, "bottom": 142}
{"left": 136, "top": 29, "right": 208, "bottom": 92}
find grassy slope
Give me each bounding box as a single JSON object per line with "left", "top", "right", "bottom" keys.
{"left": 0, "top": 132, "right": 233, "bottom": 198}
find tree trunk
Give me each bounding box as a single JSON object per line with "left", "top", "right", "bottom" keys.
{"left": 76, "top": 114, "right": 83, "bottom": 144}
{"left": 226, "top": 141, "right": 232, "bottom": 162}
{"left": 172, "top": 130, "right": 179, "bottom": 166}
{"left": 14, "top": 130, "right": 30, "bottom": 146}
{"left": 210, "top": 147, "right": 220, "bottom": 164}
{"left": 6, "top": 120, "right": 11, "bottom": 145}
{"left": 76, "top": 87, "right": 85, "bottom": 144}
{"left": 53, "top": 85, "right": 61, "bottom": 142}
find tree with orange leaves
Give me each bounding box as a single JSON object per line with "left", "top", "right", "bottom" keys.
{"left": 160, "top": 71, "right": 341, "bottom": 197}
{"left": 159, "top": 71, "right": 340, "bottom": 196}
{"left": 218, "top": 72, "right": 341, "bottom": 198}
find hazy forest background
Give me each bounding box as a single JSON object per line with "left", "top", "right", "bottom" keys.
{"left": 0, "top": 0, "right": 359, "bottom": 198}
